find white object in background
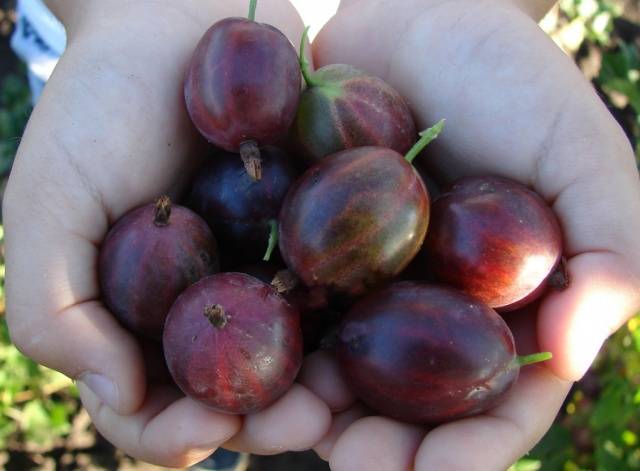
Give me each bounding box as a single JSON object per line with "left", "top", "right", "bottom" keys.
{"left": 10, "top": 0, "right": 339, "bottom": 102}
{"left": 289, "top": 0, "right": 340, "bottom": 39}
{"left": 10, "top": 0, "right": 66, "bottom": 103}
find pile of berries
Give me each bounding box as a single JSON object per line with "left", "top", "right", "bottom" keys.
{"left": 99, "top": 0, "right": 565, "bottom": 424}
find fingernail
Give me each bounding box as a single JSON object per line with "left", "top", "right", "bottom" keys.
{"left": 79, "top": 373, "right": 119, "bottom": 411}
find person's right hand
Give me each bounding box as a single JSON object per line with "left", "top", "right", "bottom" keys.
{"left": 300, "top": 1, "right": 640, "bottom": 469}
{"left": 3, "top": 1, "right": 333, "bottom": 467}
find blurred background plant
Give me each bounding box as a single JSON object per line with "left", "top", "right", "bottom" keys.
{"left": 0, "top": 0, "right": 639, "bottom": 469}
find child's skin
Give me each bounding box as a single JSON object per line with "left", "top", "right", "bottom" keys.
{"left": 4, "top": 1, "right": 640, "bottom": 469}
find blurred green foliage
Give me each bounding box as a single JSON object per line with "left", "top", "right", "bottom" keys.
{"left": 0, "top": 316, "right": 78, "bottom": 450}
{"left": 599, "top": 41, "right": 640, "bottom": 155}
{"left": 559, "top": 0, "right": 622, "bottom": 44}
{"left": 511, "top": 317, "right": 640, "bottom": 470}
{"left": 0, "top": 69, "right": 31, "bottom": 176}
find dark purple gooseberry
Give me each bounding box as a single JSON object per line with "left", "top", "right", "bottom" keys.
{"left": 184, "top": 2, "right": 301, "bottom": 180}
{"left": 425, "top": 176, "right": 564, "bottom": 311}
{"left": 292, "top": 28, "right": 416, "bottom": 164}
{"left": 163, "top": 272, "right": 303, "bottom": 414}
{"left": 238, "top": 266, "right": 339, "bottom": 355}
{"left": 99, "top": 196, "right": 219, "bottom": 340}
{"left": 188, "top": 147, "right": 297, "bottom": 266}
{"left": 278, "top": 145, "right": 429, "bottom": 299}
{"left": 235, "top": 264, "right": 330, "bottom": 314}
{"left": 337, "top": 282, "right": 551, "bottom": 424}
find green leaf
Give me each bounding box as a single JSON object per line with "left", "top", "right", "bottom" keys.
{"left": 48, "top": 402, "right": 72, "bottom": 435}
{"left": 622, "top": 430, "right": 637, "bottom": 447}
{"left": 509, "top": 458, "right": 542, "bottom": 471}
{"left": 22, "top": 399, "right": 52, "bottom": 443}
{"left": 0, "top": 415, "right": 17, "bottom": 448}
{"left": 590, "top": 377, "right": 634, "bottom": 430}
{"left": 527, "top": 424, "right": 575, "bottom": 471}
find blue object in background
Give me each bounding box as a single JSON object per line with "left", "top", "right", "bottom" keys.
{"left": 190, "top": 449, "right": 250, "bottom": 471}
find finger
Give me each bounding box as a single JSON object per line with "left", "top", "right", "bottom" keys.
{"left": 538, "top": 252, "right": 640, "bottom": 380}
{"left": 314, "top": 404, "right": 368, "bottom": 461}
{"left": 223, "top": 384, "right": 331, "bottom": 454}
{"left": 414, "top": 366, "right": 571, "bottom": 471}
{"left": 329, "top": 416, "right": 425, "bottom": 471}
{"left": 78, "top": 382, "right": 241, "bottom": 468}
{"left": 298, "top": 351, "right": 356, "bottom": 412}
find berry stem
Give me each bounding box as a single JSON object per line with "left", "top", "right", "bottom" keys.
{"left": 548, "top": 256, "right": 570, "bottom": 290}
{"left": 516, "top": 352, "right": 553, "bottom": 367}
{"left": 271, "top": 270, "right": 298, "bottom": 293}
{"left": 299, "top": 26, "right": 320, "bottom": 88}
{"left": 263, "top": 219, "right": 279, "bottom": 261}
{"left": 404, "top": 119, "right": 446, "bottom": 164}
{"left": 240, "top": 140, "right": 262, "bottom": 181}
{"left": 248, "top": 0, "right": 257, "bottom": 21}
{"left": 204, "top": 304, "right": 228, "bottom": 329}
{"left": 154, "top": 195, "right": 172, "bottom": 226}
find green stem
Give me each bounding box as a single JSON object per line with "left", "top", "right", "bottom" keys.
{"left": 299, "top": 26, "right": 319, "bottom": 88}
{"left": 404, "top": 119, "right": 446, "bottom": 164}
{"left": 248, "top": 0, "right": 257, "bottom": 21}
{"left": 263, "top": 219, "right": 279, "bottom": 261}
{"left": 516, "top": 352, "right": 553, "bottom": 368}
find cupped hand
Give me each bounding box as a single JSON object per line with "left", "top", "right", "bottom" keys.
{"left": 293, "top": 0, "right": 640, "bottom": 469}
{"left": 3, "top": 1, "right": 332, "bottom": 467}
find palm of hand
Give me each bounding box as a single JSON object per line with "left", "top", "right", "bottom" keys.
{"left": 5, "top": 0, "right": 640, "bottom": 469}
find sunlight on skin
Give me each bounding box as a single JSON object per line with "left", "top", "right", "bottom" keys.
{"left": 539, "top": 252, "right": 640, "bottom": 379}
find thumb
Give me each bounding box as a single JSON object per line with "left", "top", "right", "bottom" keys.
{"left": 538, "top": 251, "right": 640, "bottom": 381}
{"left": 4, "top": 172, "right": 146, "bottom": 415}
